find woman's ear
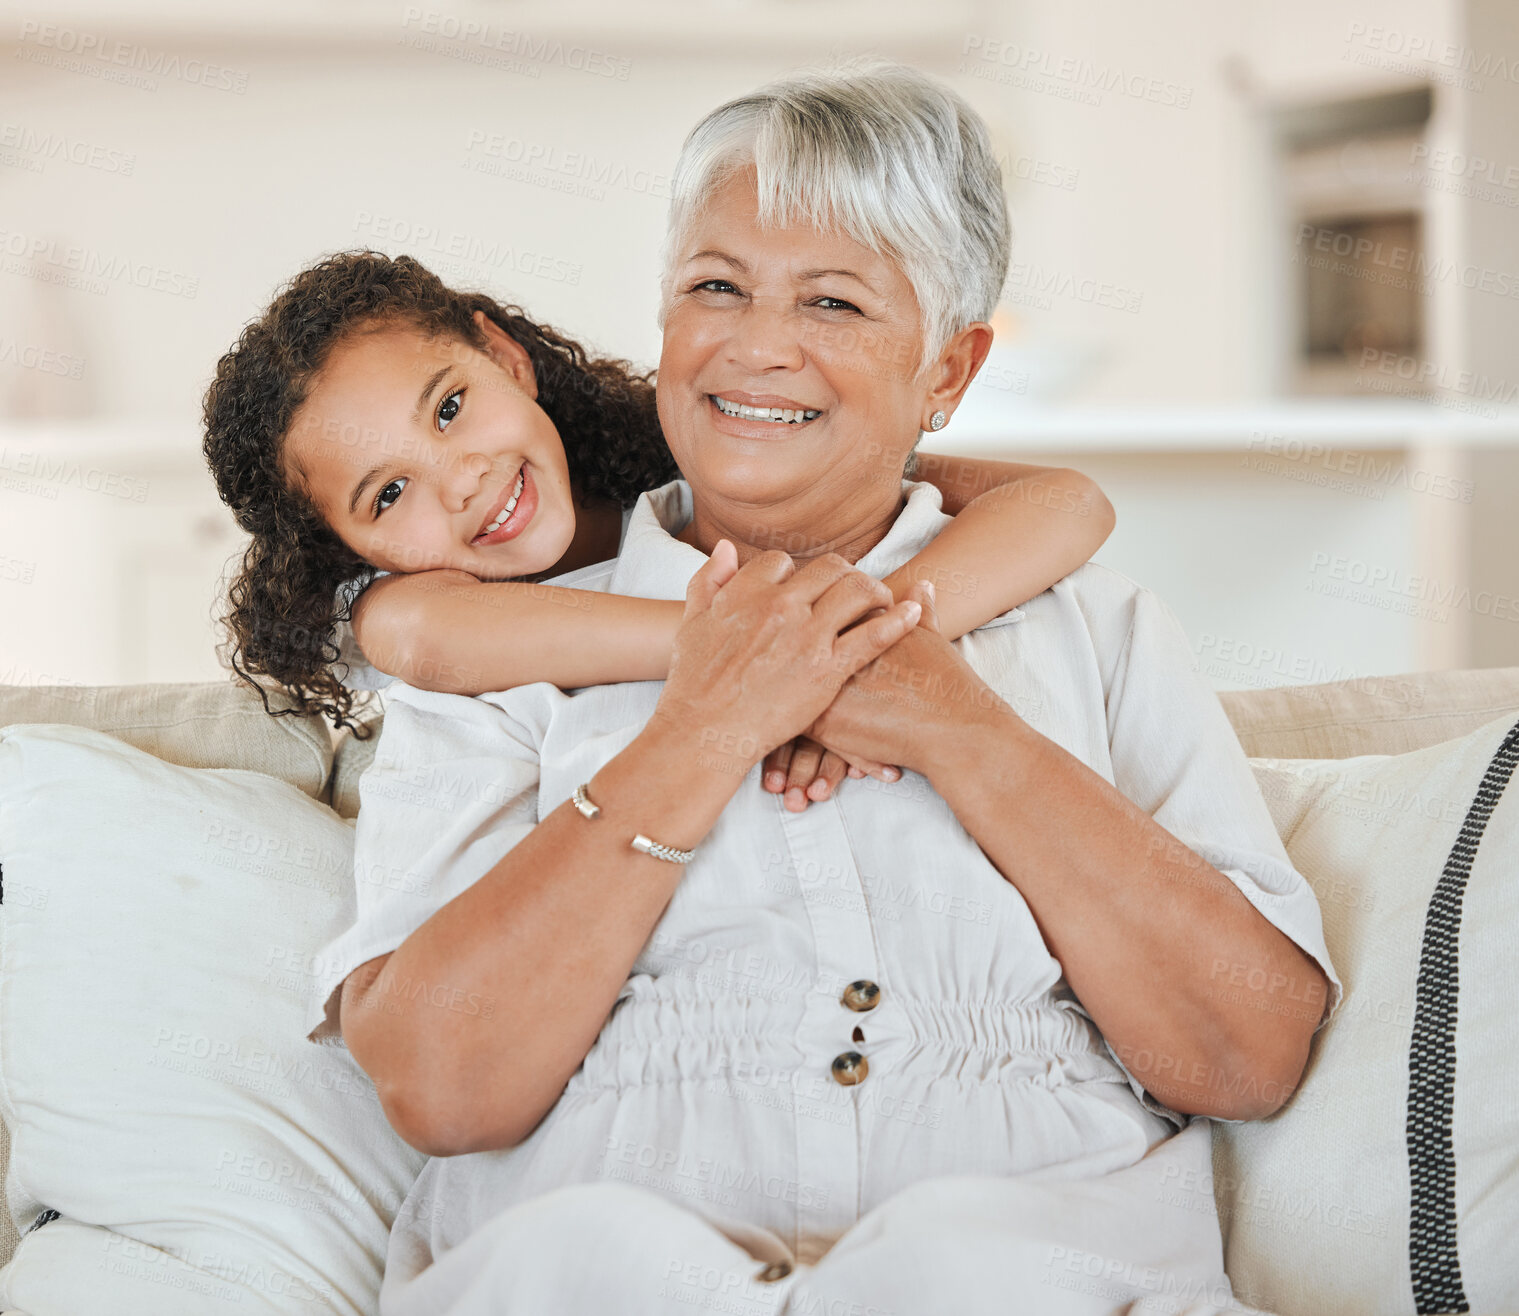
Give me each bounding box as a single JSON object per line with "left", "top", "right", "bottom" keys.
{"left": 472, "top": 309, "right": 539, "bottom": 400}
{"left": 920, "top": 322, "right": 994, "bottom": 431}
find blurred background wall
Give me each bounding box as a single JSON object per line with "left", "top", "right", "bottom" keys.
{"left": 2, "top": 0, "right": 1516, "bottom": 699}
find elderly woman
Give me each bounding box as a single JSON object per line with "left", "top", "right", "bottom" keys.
{"left": 305, "top": 60, "right": 1339, "bottom": 1316}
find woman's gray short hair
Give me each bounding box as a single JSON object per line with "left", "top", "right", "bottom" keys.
{"left": 660, "top": 57, "right": 1011, "bottom": 368}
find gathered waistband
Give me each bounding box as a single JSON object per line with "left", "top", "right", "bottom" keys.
{"left": 567, "top": 978, "right": 1117, "bottom": 1093}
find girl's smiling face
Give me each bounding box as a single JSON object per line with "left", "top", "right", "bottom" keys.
{"left": 282, "top": 311, "right": 577, "bottom": 580}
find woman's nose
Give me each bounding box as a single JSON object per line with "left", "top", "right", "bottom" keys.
{"left": 726, "top": 296, "right": 805, "bottom": 373}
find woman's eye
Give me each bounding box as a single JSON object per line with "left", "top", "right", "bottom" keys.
{"left": 811, "top": 296, "right": 861, "bottom": 313}
{"left": 373, "top": 477, "right": 406, "bottom": 517}
{"left": 437, "top": 388, "right": 464, "bottom": 430}
{"left": 692, "top": 279, "right": 739, "bottom": 295}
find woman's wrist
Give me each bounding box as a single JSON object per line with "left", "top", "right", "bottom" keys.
{"left": 918, "top": 698, "right": 1033, "bottom": 795}
{"left": 639, "top": 707, "right": 761, "bottom": 789}
{"left": 595, "top": 711, "right": 751, "bottom": 853}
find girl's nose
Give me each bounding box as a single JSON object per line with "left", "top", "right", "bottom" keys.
{"left": 442, "top": 450, "right": 492, "bottom": 512}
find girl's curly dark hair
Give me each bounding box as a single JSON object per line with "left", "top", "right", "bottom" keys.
{"left": 202, "top": 249, "right": 677, "bottom": 738}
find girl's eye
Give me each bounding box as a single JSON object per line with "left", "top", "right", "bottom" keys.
{"left": 373, "top": 477, "right": 406, "bottom": 518}
{"left": 811, "top": 296, "right": 861, "bottom": 314}
{"left": 437, "top": 388, "right": 464, "bottom": 430}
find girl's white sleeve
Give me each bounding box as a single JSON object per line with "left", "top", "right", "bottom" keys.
{"left": 333, "top": 569, "right": 395, "bottom": 692}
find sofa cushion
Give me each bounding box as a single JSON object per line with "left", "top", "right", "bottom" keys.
{"left": 0, "top": 723, "right": 425, "bottom": 1315}
{"left": 0, "top": 681, "right": 336, "bottom": 1278}
{"left": 1210, "top": 711, "right": 1519, "bottom": 1315}
{"left": 329, "top": 710, "right": 384, "bottom": 822}
{"left": 0, "top": 680, "right": 333, "bottom": 804}
{"left": 1217, "top": 665, "right": 1519, "bottom": 759}
{"left": 0, "top": 1120, "right": 12, "bottom": 1277}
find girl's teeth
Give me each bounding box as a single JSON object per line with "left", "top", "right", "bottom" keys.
{"left": 482, "top": 470, "right": 525, "bottom": 535}
{"left": 713, "top": 396, "right": 820, "bottom": 423}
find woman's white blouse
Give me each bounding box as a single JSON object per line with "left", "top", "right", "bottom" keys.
{"left": 304, "top": 477, "right": 1341, "bottom": 1282}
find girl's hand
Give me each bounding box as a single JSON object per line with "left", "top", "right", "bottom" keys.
{"left": 761, "top": 735, "right": 901, "bottom": 811}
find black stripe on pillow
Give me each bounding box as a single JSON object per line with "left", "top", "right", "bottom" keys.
{"left": 1406, "top": 716, "right": 1519, "bottom": 1315}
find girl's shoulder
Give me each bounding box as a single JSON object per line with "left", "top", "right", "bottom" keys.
{"left": 335, "top": 567, "right": 389, "bottom": 611}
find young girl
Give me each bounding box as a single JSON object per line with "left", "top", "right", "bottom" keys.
{"left": 202, "top": 250, "right": 1114, "bottom": 810}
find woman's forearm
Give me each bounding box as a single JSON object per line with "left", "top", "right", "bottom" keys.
{"left": 351, "top": 569, "right": 684, "bottom": 694}
{"left": 356, "top": 713, "right": 744, "bottom": 1156}
{"left": 919, "top": 707, "right": 1325, "bottom": 1121}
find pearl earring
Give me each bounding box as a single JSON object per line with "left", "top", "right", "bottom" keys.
{"left": 928, "top": 411, "right": 947, "bottom": 432}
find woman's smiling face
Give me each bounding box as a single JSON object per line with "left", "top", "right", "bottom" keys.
{"left": 282, "top": 314, "right": 577, "bottom": 580}
{"left": 657, "top": 166, "right": 930, "bottom": 537}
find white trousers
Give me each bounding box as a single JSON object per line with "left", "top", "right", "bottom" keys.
{"left": 379, "top": 1122, "right": 1272, "bottom": 1316}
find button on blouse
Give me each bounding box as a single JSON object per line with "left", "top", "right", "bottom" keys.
{"left": 841, "top": 981, "right": 879, "bottom": 1012}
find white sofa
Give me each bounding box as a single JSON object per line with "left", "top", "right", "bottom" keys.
{"left": 2, "top": 667, "right": 1517, "bottom": 1315}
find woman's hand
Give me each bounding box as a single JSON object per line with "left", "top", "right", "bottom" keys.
{"left": 647, "top": 541, "right": 923, "bottom": 779}
{"left": 761, "top": 736, "right": 901, "bottom": 811}
{"left": 807, "top": 580, "right": 1010, "bottom": 781}
{"left": 756, "top": 587, "right": 913, "bottom": 811}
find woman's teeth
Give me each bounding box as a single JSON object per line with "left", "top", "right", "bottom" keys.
{"left": 712, "top": 396, "right": 820, "bottom": 424}
{"left": 481, "top": 468, "right": 526, "bottom": 536}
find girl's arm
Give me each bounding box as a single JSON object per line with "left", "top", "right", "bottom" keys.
{"left": 881, "top": 455, "right": 1115, "bottom": 639}
{"left": 350, "top": 457, "right": 1111, "bottom": 698}
{"left": 353, "top": 458, "right": 1113, "bottom": 808}
{"left": 351, "top": 570, "right": 905, "bottom": 794}
{"left": 348, "top": 570, "right": 683, "bottom": 696}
